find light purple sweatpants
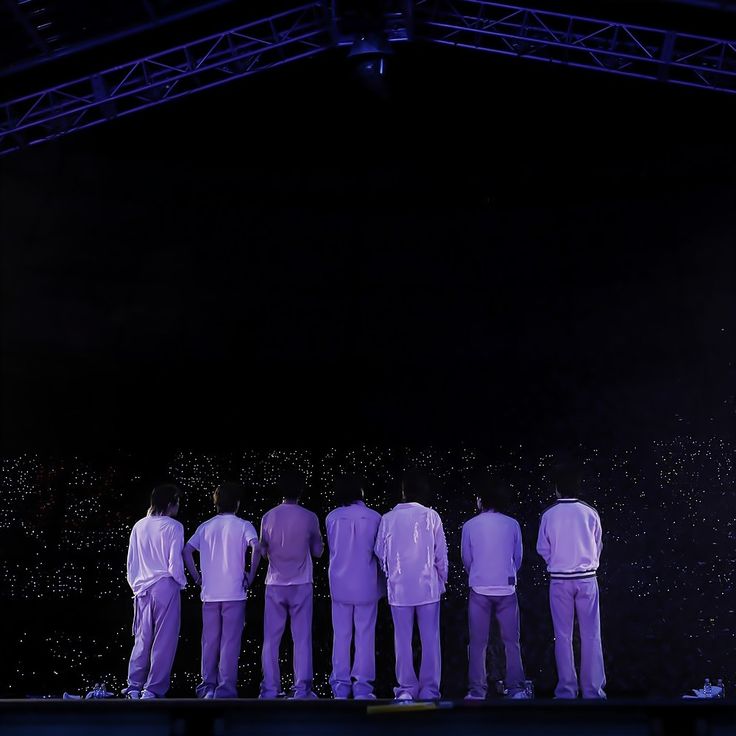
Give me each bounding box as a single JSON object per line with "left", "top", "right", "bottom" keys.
{"left": 467, "top": 589, "right": 525, "bottom": 697}
{"left": 127, "top": 576, "right": 181, "bottom": 697}
{"left": 196, "top": 600, "right": 246, "bottom": 698}
{"left": 390, "top": 602, "right": 441, "bottom": 700}
{"left": 549, "top": 578, "right": 606, "bottom": 698}
{"left": 330, "top": 600, "right": 378, "bottom": 698}
{"left": 260, "top": 583, "right": 315, "bottom": 699}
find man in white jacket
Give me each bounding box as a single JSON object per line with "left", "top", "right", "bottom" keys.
{"left": 461, "top": 474, "right": 525, "bottom": 699}
{"left": 375, "top": 471, "right": 448, "bottom": 700}
{"left": 536, "top": 465, "right": 606, "bottom": 699}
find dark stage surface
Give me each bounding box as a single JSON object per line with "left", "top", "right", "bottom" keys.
{"left": 0, "top": 698, "right": 734, "bottom": 736}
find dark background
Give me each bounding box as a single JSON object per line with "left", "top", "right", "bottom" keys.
{"left": 1, "top": 14, "right": 735, "bottom": 699}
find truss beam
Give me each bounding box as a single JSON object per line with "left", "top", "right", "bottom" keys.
{"left": 2, "top": 2, "right": 736, "bottom": 157}
{"left": 416, "top": 0, "right": 736, "bottom": 93}
{"left": 0, "top": 3, "right": 329, "bottom": 156}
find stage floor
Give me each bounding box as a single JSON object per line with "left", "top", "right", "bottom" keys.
{"left": 0, "top": 699, "right": 734, "bottom": 736}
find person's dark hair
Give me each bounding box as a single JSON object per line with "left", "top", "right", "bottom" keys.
{"left": 149, "top": 484, "right": 181, "bottom": 516}
{"left": 553, "top": 463, "right": 583, "bottom": 497}
{"left": 279, "top": 468, "right": 306, "bottom": 501}
{"left": 471, "top": 470, "right": 510, "bottom": 512}
{"left": 401, "top": 469, "right": 432, "bottom": 505}
{"left": 334, "top": 475, "right": 364, "bottom": 506}
{"left": 213, "top": 482, "right": 242, "bottom": 514}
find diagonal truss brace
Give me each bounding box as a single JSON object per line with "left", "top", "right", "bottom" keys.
{"left": 0, "top": 3, "right": 331, "bottom": 156}
{"left": 416, "top": 0, "right": 736, "bottom": 94}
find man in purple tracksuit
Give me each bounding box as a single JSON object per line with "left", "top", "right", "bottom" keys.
{"left": 326, "top": 475, "right": 383, "bottom": 700}
{"left": 536, "top": 465, "right": 606, "bottom": 699}
{"left": 124, "top": 484, "right": 186, "bottom": 699}
{"left": 375, "top": 471, "right": 448, "bottom": 701}
{"left": 254, "top": 470, "right": 324, "bottom": 699}
{"left": 184, "top": 483, "right": 258, "bottom": 698}
{"left": 461, "top": 474, "right": 526, "bottom": 699}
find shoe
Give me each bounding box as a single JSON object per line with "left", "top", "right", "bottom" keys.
{"left": 124, "top": 689, "right": 141, "bottom": 700}
{"left": 140, "top": 690, "right": 156, "bottom": 700}
{"left": 464, "top": 693, "right": 485, "bottom": 700}
{"left": 203, "top": 691, "right": 215, "bottom": 700}
{"left": 289, "top": 691, "right": 318, "bottom": 700}
{"left": 395, "top": 692, "right": 413, "bottom": 702}
{"left": 507, "top": 691, "right": 530, "bottom": 700}
{"left": 353, "top": 693, "right": 377, "bottom": 700}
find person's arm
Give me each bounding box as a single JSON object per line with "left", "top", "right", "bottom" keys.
{"left": 310, "top": 514, "right": 324, "bottom": 559}
{"left": 374, "top": 516, "right": 387, "bottom": 574}
{"left": 126, "top": 528, "right": 136, "bottom": 589}
{"left": 169, "top": 526, "right": 187, "bottom": 588}
{"left": 594, "top": 513, "right": 603, "bottom": 558}
{"left": 434, "top": 515, "right": 449, "bottom": 585}
{"left": 247, "top": 540, "right": 265, "bottom": 587}
{"left": 460, "top": 524, "right": 472, "bottom": 575}
{"left": 183, "top": 543, "right": 201, "bottom": 587}
{"left": 513, "top": 521, "right": 523, "bottom": 572}
{"left": 536, "top": 514, "right": 551, "bottom": 566}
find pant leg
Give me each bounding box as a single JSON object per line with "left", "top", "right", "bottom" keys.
{"left": 196, "top": 602, "right": 222, "bottom": 698}
{"left": 260, "top": 585, "right": 289, "bottom": 698}
{"left": 144, "top": 577, "right": 181, "bottom": 697}
{"left": 549, "top": 580, "right": 578, "bottom": 698}
{"left": 288, "top": 583, "right": 315, "bottom": 698}
{"left": 330, "top": 601, "right": 353, "bottom": 698}
{"left": 416, "top": 601, "right": 441, "bottom": 700}
{"left": 391, "top": 605, "right": 419, "bottom": 699}
{"left": 127, "top": 593, "right": 153, "bottom": 692}
{"left": 493, "top": 593, "right": 525, "bottom": 694}
{"left": 467, "top": 590, "right": 492, "bottom": 698}
{"left": 574, "top": 579, "right": 606, "bottom": 699}
{"left": 352, "top": 601, "right": 378, "bottom": 698}
{"left": 215, "top": 600, "right": 246, "bottom": 698}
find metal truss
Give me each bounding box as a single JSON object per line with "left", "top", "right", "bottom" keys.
{"left": 2, "top": 1, "right": 736, "bottom": 156}
{"left": 0, "top": 3, "right": 330, "bottom": 156}
{"left": 416, "top": 0, "right": 736, "bottom": 93}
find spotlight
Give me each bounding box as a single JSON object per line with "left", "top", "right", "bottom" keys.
{"left": 348, "top": 32, "right": 392, "bottom": 93}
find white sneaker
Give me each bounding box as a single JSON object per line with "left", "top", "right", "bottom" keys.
{"left": 124, "top": 689, "right": 141, "bottom": 700}
{"left": 140, "top": 690, "right": 156, "bottom": 700}
{"left": 464, "top": 693, "right": 485, "bottom": 700}
{"left": 507, "top": 691, "right": 530, "bottom": 699}
{"left": 395, "top": 692, "right": 413, "bottom": 702}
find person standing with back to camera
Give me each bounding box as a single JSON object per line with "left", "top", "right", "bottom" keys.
{"left": 253, "top": 469, "right": 324, "bottom": 699}
{"left": 325, "top": 475, "right": 383, "bottom": 700}
{"left": 124, "top": 484, "right": 187, "bottom": 699}
{"left": 183, "top": 482, "right": 259, "bottom": 698}
{"left": 537, "top": 464, "right": 606, "bottom": 699}
{"left": 462, "top": 472, "right": 527, "bottom": 699}
{"left": 375, "top": 470, "right": 448, "bottom": 701}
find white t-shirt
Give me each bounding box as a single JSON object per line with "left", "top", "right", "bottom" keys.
{"left": 127, "top": 515, "right": 187, "bottom": 597}
{"left": 187, "top": 514, "right": 258, "bottom": 602}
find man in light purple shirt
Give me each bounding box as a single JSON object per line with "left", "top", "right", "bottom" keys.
{"left": 375, "top": 471, "right": 448, "bottom": 700}
{"left": 184, "top": 483, "right": 259, "bottom": 698}
{"left": 536, "top": 464, "right": 606, "bottom": 699}
{"left": 461, "top": 474, "right": 526, "bottom": 699}
{"left": 326, "top": 475, "right": 383, "bottom": 699}
{"left": 253, "top": 470, "right": 324, "bottom": 699}
{"left": 124, "top": 484, "right": 186, "bottom": 699}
